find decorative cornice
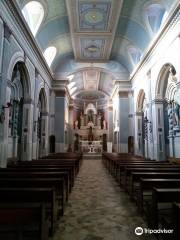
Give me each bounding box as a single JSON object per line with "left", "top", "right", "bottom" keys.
{"left": 151, "top": 98, "right": 165, "bottom": 104}
{"left": 4, "top": 22, "right": 11, "bottom": 41}
{"left": 41, "top": 112, "right": 49, "bottom": 116}
{"left": 66, "top": 0, "right": 124, "bottom": 61}
{"left": 130, "top": 1, "right": 180, "bottom": 81}
{"left": 54, "top": 90, "right": 66, "bottom": 97}
{"left": 134, "top": 112, "right": 143, "bottom": 116}
{"left": 23, "top": 98, "right": 34, "bottom": 104}
{"left": 3, "top": 0, "right": 53, "bottom": 82}
{"left": 119, "top": 91, "right": 129, "bottom": 98}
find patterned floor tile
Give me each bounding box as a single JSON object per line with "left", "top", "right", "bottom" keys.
{"left": 52, "top": 160, "right": 156, "bottom": 240}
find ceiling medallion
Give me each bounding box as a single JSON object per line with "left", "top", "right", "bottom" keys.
{"left": 84, "top": 9, "right": 104, "bottom": 25}
{"left": 86, "top": 45, "right": 99, "bottom": 52}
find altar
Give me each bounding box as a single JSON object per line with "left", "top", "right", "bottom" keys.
{"left": 80, "top": 140, "right": 102, "bottom": 153}
{"left": 73, "top": 103, "right": 108, "bottom": 153}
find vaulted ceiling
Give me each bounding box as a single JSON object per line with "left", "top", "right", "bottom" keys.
{"left": 16, "top": 0, "right": 177, "bottom": 103}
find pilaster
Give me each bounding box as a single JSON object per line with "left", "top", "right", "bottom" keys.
{"left": 54, "top": 90, "right": 66, "bottom": 152}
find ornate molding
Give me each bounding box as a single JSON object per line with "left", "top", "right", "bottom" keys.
{"left": 54, "top": 90, "right": 66, "bottom": 97}
{"left": 135, "top": 112, "right": 143, "bottom": 116}
{"left": 151, "top": 98, "right": 166, "bottom": 104}
{"left": 118, "top": 91, "right": 129, "bottom": 98}
{"left": 3, "top": 0, "right": 53, "bottom": 82}
{"left": 66, "top": 0, "right": 123, "bottom": 62}
{"left": 130, "top": 1, "right": 180, "bottom": 81}
{"left": 4, "top": 22, "right": 11, "bottom": 41}
{"left": 23, "top": 98, "right": 34, "bottom": 104}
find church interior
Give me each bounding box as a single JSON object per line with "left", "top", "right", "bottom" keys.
{"left": 0, "top": 0, "right": 180, "bottom": 239}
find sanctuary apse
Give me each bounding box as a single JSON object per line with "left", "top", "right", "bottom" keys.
{"left": 73, "top": 104, "right": 108, "bottom": 153}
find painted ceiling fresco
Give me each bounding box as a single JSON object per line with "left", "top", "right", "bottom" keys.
{"left": 16, "top": 0, "right": 178, "bottom": 101}
{"left": 78, "top": 2, "right": 111, "bottom": 31}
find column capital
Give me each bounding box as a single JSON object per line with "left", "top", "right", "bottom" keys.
{"left": 23, "top": 98, "right": 34, "bottom": 105}
{"left": 54, "top": 89, "right": 66, "bottom": 97}
{"left": 118, "top": 91, "right": 129, "bottom": 98}
{"left": 151, "top": 98, "right": 165, "bottom": 104}
{"left": 134, "top": 112, "right": 143, "bottom": 116}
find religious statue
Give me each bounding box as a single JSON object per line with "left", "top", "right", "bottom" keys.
{"left": 88, "top": 126, "right": 93, "bottom": 142}
{"left": 75, "top": 120, "right": 78, "bottom": 129}
{"left": 168, "top": 101, "right": 174, "bottom": 132}
{"left": 80, "top": 112, "right": 84, "bottom": 127}
{"left": 173, "top": 101, "right": 180, "bottom": 127}
{"left": 103, "top": 119, "right": 106, "bottom": 130}
{"left": 88, "top": 110, "right": 93, "bottom": 122}
{"left": 169, "top": 66, "right": 177, "bottom": 83}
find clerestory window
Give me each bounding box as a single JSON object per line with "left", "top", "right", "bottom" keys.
{"left": 22, "top": 1, "right": 44, "bottom": 36}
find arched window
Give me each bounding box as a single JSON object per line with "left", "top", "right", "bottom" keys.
{"left": 22, "top": 1, "right": 44, "bottom": 36}
{"left": 128, "top": 46, "right": 141, "bottom": 66}
{"left": 144, "top": 4, "right": 167, "bottom": 35}
{"left": 43, "top": 46, "right": 57, "bottom": 67}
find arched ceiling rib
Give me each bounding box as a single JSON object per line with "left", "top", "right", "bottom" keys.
{"left": 16, "top": 0, "right": 179, "bottom": 101}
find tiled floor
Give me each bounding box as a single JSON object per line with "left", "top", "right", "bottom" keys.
{"left": 53, "top": 159, "right": 155, "bottom": 240}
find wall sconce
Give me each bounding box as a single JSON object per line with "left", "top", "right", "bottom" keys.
{"left": 0, "top": 102, "right": 12, "bottom": 123}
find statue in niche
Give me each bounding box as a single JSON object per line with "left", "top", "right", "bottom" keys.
{"left": 88, "top": 126, "right": 93, "bottom": 142}
{"left": 80, "top": 112, "right": 84, "bottom": 126}
{"left": 103, "top": 119, "right": 106, "bottom": 130}
{"left": 168, "top": 101, "right": 174, "bottom": 133}
{"left": 88, "top": 110, "right": 93, "bottom": 122}
{"left": 169, "top": 66, "right": 177, "bottom": 83}
{"left": 173, "top": 101, "right": 180, "bottom": 127}
{"left": 75, "top": 120, "right": 78, "bottom": 129}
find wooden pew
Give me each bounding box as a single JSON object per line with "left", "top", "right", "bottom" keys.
{"left": 124, "top": 167, "right": 180, "bottom": 193}
{"left": 0, "top": 187, "right": 57, "bottom": 236}
{"left": 173, "top": 202, "right": 180, "bottom": 240}
{"left": 119, "top": 164, "right": 175, "bottom": 185}
{"left": 115, "top": 162, "right": 169, "bottom": 181}
{"left": 0, "top": 177, "right": 65, "bottom": 216}
{"left": 130, "top": 172, "right": 180, "bottom": 198}
{"left": 151, "top": 188, "right": 180, "bottom": 229}
{"left": 4, "top": 166, "right": 75, "bottom": 192}
{"left": 0, "top": 171, "right": 70, "bottom": 201}
{"left": 0, "top": 203, "right": 49, "bottom": 240}
{"left": 17, "top": 159, "right": 79, "bottom": 176}
{"left": 138, "top": 179, "right": 180, "bottom": 213}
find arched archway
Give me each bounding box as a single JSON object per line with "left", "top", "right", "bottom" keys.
{"left": 36, "top": 88, "right": 48, "bottom": 158}
{"left": 155, "top": 63, "right": 179, "bottom": 160}
{"left": 7, "top": 62, "right": 31, "bottom": 161}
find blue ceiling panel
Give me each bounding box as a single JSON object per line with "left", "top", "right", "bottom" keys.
{"left": 116, "top": 17, "right": 150, "bottom": 51}
{"left": 78, "top": 2, "right": 111, "bottom": 31}
{"left": 36, "top": 16, "right": 70, "bottom": 49}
